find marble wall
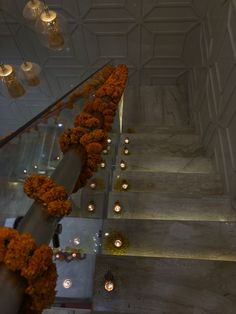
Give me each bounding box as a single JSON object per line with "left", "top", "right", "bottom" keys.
{"left": 183, "top": 0, "right": 236, "bottom": 199}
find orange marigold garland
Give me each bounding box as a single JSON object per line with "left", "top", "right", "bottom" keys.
{"left": 5, "top": 233, "right": 36, "bottom": 272}
{"left": 0, "top": 227, "right": 18, "bottom": 262}
{"left": 24, "top": 263, "right": 57, "bottom": 314}
{"left": 59, "top": 126, "right": 87, "bottom": 153}
{"left": 24, "top": 175, "right": 72, "bottom": 217}
{"left": 59, "top": 64, "right": 128, "bottom": 191}
{"left": 0, "top": 227, "right": 57, "bottom": 314}
{"left": 21, "top": 245, "right": 53, "bottom": 280}
{"left": 68, "top": 64, "right": 114, "bottom": 101}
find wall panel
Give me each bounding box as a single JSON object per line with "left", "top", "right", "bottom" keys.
{"left": 0, "top": 0, "right": 200, "bottom": 135}
{"left": 184, "top": 0, "right": 236, "bottom": 199}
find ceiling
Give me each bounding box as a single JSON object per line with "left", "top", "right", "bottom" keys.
{"left": 0, "top": 0, "right": 203, "bottom": 135}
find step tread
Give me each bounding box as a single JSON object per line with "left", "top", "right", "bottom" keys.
{"left": 93, "top": 255, "right": 236, "bottom": 314}
{"left": 113, "top": 171, "right": 224, "bottom": 196}
{"left": 116, "top": 155, "right": 214, "bottom": 173}
{"left": 102, "top": 219, "right": 236, "bottom": 261}
{"left": 123, "top": 126, "right": 196, "bottom": 134}
{"left": 107, "top": 192, "right": 235, "bottom": 221}
{"left": 119, "top": 133, "right": 204, "bottom": 157}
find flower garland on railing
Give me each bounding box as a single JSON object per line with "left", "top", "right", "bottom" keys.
{"left": 0, "top": 227, "right": 57, "bottom": 314}
{"left": 24, "top": 175, "right": 72, "bottom": 216}
{"left": 0, "top": 64, "right": 115, "bottom": 143}
{"left": 59, "top": 64, "right": 128, "bottom": 191}
{"left": 41, "top": 64, "right": 115, "bottom": 123}
{"left": 68, "top": 64, "right": 115, "bottom": 102}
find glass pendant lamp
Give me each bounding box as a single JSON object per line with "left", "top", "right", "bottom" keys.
{"left": 35, "top": 7, "right": 67, "bottom": 51}
{"left": 23, "top": 0, "right": 44, "bottom": 21}
{"left": 19, "top": 61, "right": 41, "bottom": 87}
{"left": 0, "top": 64, "right": 25, "bottom": 98}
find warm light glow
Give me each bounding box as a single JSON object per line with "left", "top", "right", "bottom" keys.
{"left": 113, "top": 239, "right": 123, "bottom": 248}
{"left": 107, "top": 137, "right": 112, "bottom": 144}
{"left": 23, "top": 169, "right": 27, "bottom": 174}
{"left": 105, "top": 232, "right": 109, "bottom": 237}
{"left": 103, "top": 149, "right": 108, "bottom": 155}
{"left": 56, "top": 156, "right": 60, "bottom": 160}
{"left": 121, "top": 180, "right": 129, "bottom": 190}
{"left": 38, "top": 9, "right": 65, "bottom": 50}
{"left": 104, "top": 280, "right": 114, "bottom": 292}
{"left": 100, "top": 161, "right": 106, "bottom": 169}
{"left": 40, "top": 9, "right": 57, "bottom": 22}
{"left": 90, "top": 181, "right": 96, "bottom": 189}
{"left": 58, "top": 123, "right": 63, "bottom": 127}
{"left": 63, "top": 279, "right": 72, "bottom": 289}
{"left": 0, "top": 64, "right": 25, "bottom": 98}
{"left": 34, "top": 165, "right": 38, "bottom": 169}
{"left": 88, "top": 201, "right": 95, "bottom": 212}
{"left": 73, "top": 237, "right": 80, "bottom": 245}
{"left": 124, "top": 137, "right": 130, "bottom": 144}
{"left": 72, "top": 252, "right": 77, "bottom": 258}
{"left": 113, "top": 201, "right": 122, "bottom": 213}
{"left": 0, "top": 64, "right": 13, "bottom": 77}
{"left": 55, "top": 253, "right": 60, "bottom": 259}
{"left": 123, "top": 147, "right": 129, "bottom": 155}
{"left": 120, "top": 160, "right": 126, "bottom": 170}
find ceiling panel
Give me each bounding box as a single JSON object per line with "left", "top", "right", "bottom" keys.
{"left": 0, "top": 0, "right": 201, "bottom": 135}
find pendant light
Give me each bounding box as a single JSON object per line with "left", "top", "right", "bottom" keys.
{"left": 35, "top": 6, "right": 67, "bottom": 51}
{"left": 0, "top": 64, "right": 25, "bottom": 98}
{"left": 0, "top": 9, "right": 41, "bottom": 99}
{"left": 19, "top": 62, "right": 41, "bottom": 87}
{"left": 23, "top": 0, "right": 44, "bottom": 22}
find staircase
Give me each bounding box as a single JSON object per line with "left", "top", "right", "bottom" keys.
{"left": 91, "top": 85, "right": 236, "bottom": 314}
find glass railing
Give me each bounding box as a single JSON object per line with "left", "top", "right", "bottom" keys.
{"left": 0, "top": 62, "right": 113, "bottom": 222}
{"left": 0, "top": 62, "right": 125, "bottom": 309}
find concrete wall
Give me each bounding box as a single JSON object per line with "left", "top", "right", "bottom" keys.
{"left": 183, "top": 0, "right": 236, "bottom": 199}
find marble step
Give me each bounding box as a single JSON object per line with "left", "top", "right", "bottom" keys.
{"left": 44, "top": 310, "right": 90, "bottom": 314}
{"left": 107, "top": 192, "right": 236, "bottom": 221}
{"left": 119, "top": 133, "right": 204, "bottom": 157}
{"left": 101, "top": 219, "right": 236, "bottom": 261}
{"left": 93, "top": 255, "right": 236, "bottom": 314}
{"left": 123, "top": 125, "right": 196, "bottom": 134}
{"left": 113, "top": 171, "right": 224, "bottom": 196}
{"left": 116, "top": 155, "right": 214, "bottom": 173}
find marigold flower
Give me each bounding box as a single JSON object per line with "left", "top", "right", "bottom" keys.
{"left": 4, "top": 233, "right": 36, "bottom": 271}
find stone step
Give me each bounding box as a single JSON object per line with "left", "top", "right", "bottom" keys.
{"left": 101, "top": 219, "right": 236, "bottom": 261}
{"left": 107, "top": 192, "right": 236, "bottom": 221}
{"left": 43, "top": 310, "right": 91, "bottom": 314}
{"left": 116, "top": 155, "right": 214, "bottom": 173}
{"left": 93, "top": 255, "right": 236, "bottom": 314}
{"left": 123, "top": 125, "right": 196, "bottom": 134}
{"left": 119, "top": 132, "right": 203, "bottom": 157}
{"left": 113, "top": 171, "right": 224, "bottom": 196}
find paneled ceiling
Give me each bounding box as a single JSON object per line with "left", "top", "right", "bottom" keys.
{"left": 0, "top": 0, "right": 203, "bottom": 135}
